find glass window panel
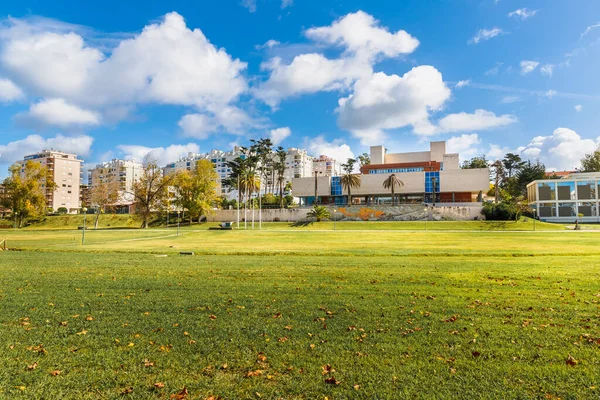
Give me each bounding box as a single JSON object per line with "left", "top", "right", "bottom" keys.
{"left": 557, "top": 181, "right": 575, "bottom": 200}
{"left": 538, "top": 182, "right": 555, "bottom": 201}
{"left": 577, "top": 202, "right": 597, "bottom": 217}
{"left": 577, "top": 181, "right": 596, "bottom": 200}
{"left": 538, "top": 203, "right": 556, "bottom": 218}
{"left": 558, "top": 203, "right": 576, "bottom": 217}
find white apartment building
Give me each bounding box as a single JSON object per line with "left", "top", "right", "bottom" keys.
{"left": 88, "top": 159, "right": 143, "bottom": 205}
{"left": 283, "top": 148, "right": 314, "bottom": 184}
{"left": 20, "top": 150, "right": 83, "bottom": 213}
{"left": 312, "top": 155, "right": 342, "bottom": 177}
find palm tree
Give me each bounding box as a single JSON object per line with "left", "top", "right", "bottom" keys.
{"left": 382, "top": 174, "right": 404, "bottom": 205}
{"left": 307, "top": 205, "right": 331, "bottom": 222}
{"left": 341, "top": 158, "right": 361, "bottom": 205}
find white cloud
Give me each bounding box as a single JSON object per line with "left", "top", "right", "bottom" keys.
{"left": 485, "top": 62, "right": 503, "bottom": 76}
{"left": 304, "top": 11, "right": 419, "bottom": 60}
{"left": 508, "top": 8, "right": 539, "bottom": 20}
{"left": 487, "top": 143, "right": 513, "bottom": 160}
{"left": 255, "top": 11, "right": 419, "bottom": 106}
{"left": 256, "top": 54, "right": 371, "bottom": 107}
{"left": 281, "top": 0, "right": 293, "bottom": 8}
{"left": 540, "top": 64, "right": 554, "bottom": 77}
{"left": 117, "top": 143, "right": 200, "bottom": 166}
{"left": 0, "top": 134, "right": 94, "bottom": 165}
{"left": 518, "top": 128, "right": 600, "bottom": 170}
{"left": 0, "top": 78, "right": 24, "bottom": 101}
{"left": 436, "top": 109, "right": 517, "bottom": 133}
{"left": 500, "top": 95, "right": 522, "bottom": 104}
{"left": 269, "top": 127, "right": 291, "bottom": 145}
{"left": 241, "top": 0, "right": 257, "bottom": 12}
{"left": 581, "top": 22, "right": 600, "bottom": 38}
{"left": 520, "top": 60, "right": 539, "bottom": 74}
{"left": 455, "top": 80, "right": 470, "bottom": 88}
{"left": 0, "top": 12, "right": 248, "bottom": 131}
{"left": 178, "top": 106, "right": 259, "bottom": 139}
{"left": 18, "top": 98, "right": 100, "bottom": 128}
{"left": 336, "top": 67, "right": 451, "bottom": 140}
{"left": 575, "top": 105, "right": 582, "bottom": 112}
{"left": 256, "top": 39, "right": 280, "bottom": 50}
{"left": 306, "top": 136, "right": 354, "bottom": 163}
{"left": 470, "top": 28, "right": 504, "bottom": 44}
{"left": 447, "top": 134, "right": 482, "bottom": 160}
{"left": 545, "top": 90, "right": 557, "bottom": 99}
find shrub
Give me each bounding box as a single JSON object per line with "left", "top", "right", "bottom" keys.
{"left": 57, "top": 207, "right": 68, "bottom": 215}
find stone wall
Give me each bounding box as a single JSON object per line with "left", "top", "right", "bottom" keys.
{"left": 207, "top": 204, "right": 484, "bottom": 222}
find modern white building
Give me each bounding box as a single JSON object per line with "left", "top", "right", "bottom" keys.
{"left": 313, "top": 155, "right": 343, "bottom": 177}
{"left": 88, "top": 159, "right": 143, "bottom": 205}
{"left": 293, "top": 141, "right": 489, "bottom": 206}
{"left": 19, "top": 150, "right": 84, "bottom": 213}
{"left": 527, "top": 172, "right": 600, "bottom": 222}
{"left": 283, "top": 148, "right": 314, "bottom": 183}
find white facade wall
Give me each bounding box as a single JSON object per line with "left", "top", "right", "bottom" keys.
{"left": 21, "top": 150, "right": 83, "bottom": 213}
{"left": 89, "top": 159, "right": 143, "bottom": 205}
{"left": 313, "top": 155, "right": 342, "bottom": 177}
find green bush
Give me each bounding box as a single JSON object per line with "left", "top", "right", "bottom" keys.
{"left": 57, "top": 207, "right": 68, "bottom": 215}
{"left": 481, "top": 202, "right": 518, "bottom": 221}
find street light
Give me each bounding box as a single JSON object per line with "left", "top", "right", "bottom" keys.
{"left": 333, "top": 208, "right": 337, "bottom": 231}
{"left": 81, "top": 207, "right": 87, "bottom": 245}
{"left": 314, "top": 171, "right": 322, "bottom": 205}
{"left": 177, "top": 210, "right": 181, "bottom": 237}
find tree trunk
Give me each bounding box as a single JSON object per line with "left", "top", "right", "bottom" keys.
{"left": 279, "top": 181, "right": 284, "bottom": 209}
{"left": 392, "top": 186, "right": 395, "bottom": 206}
{"left": 347, "top": 188, "right": 351, "bottom": 206}
{"left": 94, "top": 211, "right": 100, "bottom": 230}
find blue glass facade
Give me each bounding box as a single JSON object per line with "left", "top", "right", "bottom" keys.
{"left": 425, "top": 172, "right": 440, "bottom": 193}
{"left": 331, "top": 176, "right": 342, "bottom": 196}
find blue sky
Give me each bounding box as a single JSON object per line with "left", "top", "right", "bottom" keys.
{"left": 0, "top": 0, "right": 599, "bottom": 176}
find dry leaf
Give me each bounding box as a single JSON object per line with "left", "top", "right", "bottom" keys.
{"left": 154, "top": 382, "right": 165, "bottom": 389}
{"left": 472, "top": 351, "right": 481, "bottom": 357}
{"left": 321, "top": 364, "right": 335, "bottom": 375}
{"left": 324, "top": 376, "right": 341, "bottom": 385}
{"left": 86, "top": 316, "right": 94, "bottom": 321}
{"left": 26, "top": 362, "right": 38, "bottom": 371}
{"left": 120, "top": 387, "right": 134, "bottom": 395}
{"left": 273, "top": 312, "right": 282, "bottom": 319}
{"left": 50, "top": 370, "right": 61, "bottom": 376}
{"left": 353, "top": 384, "right": 360, "bottom": 390}
{"left": 208, "top": 315, "right": 217, "bottom": 320}
{"left": 144, "top": 359, "right": 154, "bottom": 367}
{"left": 566, "top": 354, "right": 578, "bottom": 366}
{"left": 246, "top": 370, "right": 264, "bottom": 377}
{"left": 257, "top": 353, "right": 267, "bottom": 362}
{"left": 170, "top": 387, "right": 188, "bottom": 399}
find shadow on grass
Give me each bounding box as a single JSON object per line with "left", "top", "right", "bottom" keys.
{"left": 290, "top": 219, "right": 315, "bottom": 227}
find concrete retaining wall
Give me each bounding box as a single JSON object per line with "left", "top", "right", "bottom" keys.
{"left": 207, "top": 204, "right": 484, "bottom": 222}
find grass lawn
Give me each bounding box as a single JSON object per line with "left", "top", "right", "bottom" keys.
{"left": 0, "top": 225, "right": 599, "bottom": 399}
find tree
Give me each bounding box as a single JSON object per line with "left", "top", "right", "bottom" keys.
{"left": 491, "top": 160, "right": 505, "bottom": 204}
{"left": 580, "top": 147, "right": 600, "bottom": 172}
{"left": 307, "top": 205, "right": 331, "bottom": 222}
{"left": 273, "top": 147, "right": 287, "bottom": 208}
{"left": 382, "top": 174, "right": 404, "bottom": 205}
{"left": 357, "top": 153, "right": 371, "bottom": 168}
{"left": 462, "top": 155, "right": 488, "bottom": 169}
{"left": 175, "top": 159, "right": 219, "bottom": 224}
{"left": 2, "top": 161, "right": 55, "bottom": 228}
{"left": 502, "top": 153, "right": 526, "bottom": 178}
{"left": 89, "top": 180, "right": 120, "bottom": 229}
{"left": 514, "top": 161, "right": 546, "bottom": 197}
{"left": 340, "top": 158, "right": 361, "bottom": 205}
{"left": 131, "top": 156, "right": 176, "bottom": 228}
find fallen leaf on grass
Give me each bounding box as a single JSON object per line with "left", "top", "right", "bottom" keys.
{"left": 566, "top": 355, "right": 578, "bottom": 366}
{"left": 86, "top": 316, "right": 94, "bottom": 321}
{"left": 120, "top": 387, "right": 133, "bottom": 395}
{"left": 154, "top": 382, "right": 165, "bottom": 389}
{"left": 278, "top": 337, "right": 288, "bottom": 343}
{"left": 273, "top": 312, "right": 282, "bottom": 319}
{"left": 257, "top": 353, "right": 267, "bottom": 362}
{"left": 50, "top": 370, "right": 61, "bottom": 376}
{"left": 324, "top": 376, "right": 341, "bottom": 385}
{"left": 444, "top": 315, "right": 458, "bottom": 323}
{"left": 246, "top": 370, "right": 264, "bottom": 377}
{"left": 170, "top": 387, "right": 188, "bottom": 399}
{"left": 144, "top": 359, "right": 154, "bottom": 367}
{"left": 26, "top": 362, "right": 37, "bottom": 371}
{"left": 321, "top": 364, "right": 335, "bottom": 375}
{"left": 76, "top": 330, "right": 88, "bottom": 335}
{"left": 472, "top": 351, "right": 481, "bottom": 357}
{"left": 353, "top": 385, "right": 360, "bottom": 390}
{"left": 208, "top": 315, "right": 217, "bottom": 320}
{"left": 450, "top": 368, "right": 456, "bottom": 374}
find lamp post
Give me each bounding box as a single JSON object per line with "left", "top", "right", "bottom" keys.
{"left": 533, "top": 207, "right": 536, "bottom": 232}
{"left": 333, "top": 208, "right": 337, "bottom": 231}
{"left": 81, "top": 207, "right": 87, "bottom": 245}
{"left": 314, "top": 171, "right": 322, "bottom": 206}
{"left": 177, "top": 210, "right": 180, "bottom": 237}
{"left": 424, "top": 207, "right": 428, "bottom": 231}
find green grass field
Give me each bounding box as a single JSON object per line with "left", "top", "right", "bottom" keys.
{"left": 1, "top": 220, "right": 599, "bottom": 399}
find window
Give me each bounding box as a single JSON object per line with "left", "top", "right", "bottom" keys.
{"left": 577, "top": 181, "right": 596, "bottom": 200}
{"left": 558, "top": 203, "right": 576, "bottom": 217}
{"left": 538, "top": 182, "right": 556, "bottom": 201}
{"left": 557, "top": 181, "right": 575, "bottom": 200}
{"left": 578, "top": 202, "right": 597, "bottom": 217}
{"left": 539, "top": 203, "right": 556, "bottom": 218}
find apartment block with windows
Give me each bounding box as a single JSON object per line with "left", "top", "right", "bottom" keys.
{"left": 283, "top": 148, "right": 313, "bottom": 183}
{"left": 89, "top": 159, "right": 143, "bottom": 206}
{"left": 293, "top": 141, "right": 489, "bottom": 206}
{"left": 527, "top": 172, "right": 600, "bottom": 222}
{"left": 19, "top": 150, "right": 83, "bottom": 213}
{"left": 312, "top": 155, "right": 343, "bottom": 177}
